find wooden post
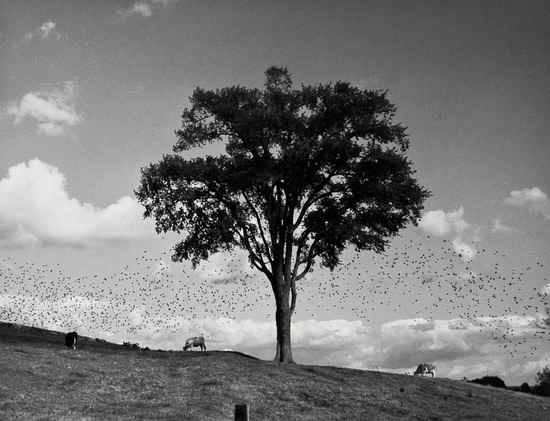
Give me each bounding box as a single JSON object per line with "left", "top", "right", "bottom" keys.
{"left": 234, "top": 404, "right": 249, "bottom": 421}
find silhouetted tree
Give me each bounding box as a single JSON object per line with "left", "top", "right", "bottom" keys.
{"left": 535, "top": 366, "right": 550, "bottom": 396}
{"left": 520, "top": 382, "right": 530, "bottom": 393}
{"left": 136, "top": 67, "right": 430, "bottom": 362}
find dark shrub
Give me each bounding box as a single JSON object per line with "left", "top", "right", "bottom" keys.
{"left": 520, "top": 383, "right": 530, "bottom": 393}
{"left": 469, "top": 376, "right": 506, "bottom": 389}
{"left": 123, "top": 341, "right": 141, "bottom": 350}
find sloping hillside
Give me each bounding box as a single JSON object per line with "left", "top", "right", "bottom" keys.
{"left": 0, "top": 322, "right": 548, "bottom": 420}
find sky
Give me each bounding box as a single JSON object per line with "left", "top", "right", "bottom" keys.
{"left": 0, "top": 0, "right": 549, "bottom": 385}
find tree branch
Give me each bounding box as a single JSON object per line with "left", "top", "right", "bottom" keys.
{"left": 233, "top": 227, "right": 272, "bottom": 277}
{"left": 242, "top": 190, "right": 273, "bottom": 265}
{"left": 295, "top": 236, "right": 321, "bottom": 282}
{"left": 293, "top": 173, "right": 337, "bottom": 230}
{"left": 291, "top": 227, "right": 313, "bottom": 280}
{"left": 207, "top": 186, "right": 272, "bottom": 277}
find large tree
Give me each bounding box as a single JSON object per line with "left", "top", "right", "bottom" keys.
{"left": 135, "top": 67, "right": 430, "bottom": 363}
{"left": 535, "top": 366, "right": 550, "bottom": 396}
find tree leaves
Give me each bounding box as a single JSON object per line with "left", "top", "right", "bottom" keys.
{"left": 136, "top": 67, "right": 430, "bottom": 286}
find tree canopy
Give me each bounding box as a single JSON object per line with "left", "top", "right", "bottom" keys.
{"left": 135, "top": 67, "right": 430, "bottom": 362}
{"left": 535, "top": 366, "right": 550, "bottom": 396}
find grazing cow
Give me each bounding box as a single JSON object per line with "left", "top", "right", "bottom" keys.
{"left": 65, "top": 331, "right": 78, "bottom": 350}
{"left": 183, "top": 336, "right": 206, "bottom": 351}
{"left": 414, "top": 363, "right": 436, "bottom": 377}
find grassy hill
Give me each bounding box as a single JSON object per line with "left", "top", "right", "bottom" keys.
{"left": 0, "top": 322, "right": 548, "bottom": 420}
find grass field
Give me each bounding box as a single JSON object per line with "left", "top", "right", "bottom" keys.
{"left": 0, "top": 322, "right": 548, "bottom": 420}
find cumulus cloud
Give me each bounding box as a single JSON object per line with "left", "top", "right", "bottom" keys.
{"left": 103, "top": 313, "right": 550, "bottom": 384}
{"left": 418, "top": 207, "right": 477, "bottom": 261}
{"left": 1, "top": 289, "right": 547, "bottom": 384}
{"left": 505, "top": 187, "right": 550, "bottom": 220}
{"left": 458, "top": 271, "right": 478, "bottom": 281}
{"left": 353, "top": 75, "right": 382, "bottom": 89}
{"left": 130, "top": 314, "right": 546, "bottom": 370}
{"left": 451, "top": 238, "right": 477, "bottom": 262}
{"left": 23, "top": 21, "right": 62, "bottom": 42}
{"left": 491, "top": 218, "right": 517, "bottom": 234}
{"left": 38, "top": 21, "right": 57, "bottom": 39}
{"left": 374, "top": 315, "right": 548, "bottom": 376}
{"left": 0, "top": 159, "right": 153, "bottom": 248}
{"left": 418, "top": 207, "right": 469, "bottom": 237}
{"left": 195, "top": 250, "right": 255, "bottom": 282}
{"left": 130, "top": 316, "right": 372, "bottom": 362}
{"left": 378, "top": 318, "right": 481, "bottom": 368}
{"left": 152, "top": 259, "right": 172, "bottom": 279}
{"left": 126, "top": 2, "right": 153, "bottom": 17}
{"left": 4, "top": 81, "right": 82, "bottom": 136}
{"left": 119, "top": 0, "right": 179, "bottom": 18}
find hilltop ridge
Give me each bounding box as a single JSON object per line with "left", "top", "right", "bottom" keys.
{"left": 0, "top": 322, "right": 548, "bottom": 420}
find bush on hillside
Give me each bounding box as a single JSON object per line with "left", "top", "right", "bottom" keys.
{"left": 469, "top": 376, "right": 507, "bottom": 389}
{"left": 520, "top": 382, "right": 530, "bottom": 393}
{"left": 123, "top": 341, "right": 141, "bottom": 350}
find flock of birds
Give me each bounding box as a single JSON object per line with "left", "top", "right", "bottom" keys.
{"left": 311, "top": 240, "right": 549, "bottom": 360}
{"left": 0, "top": 232, "right": 548, "bottom": 363}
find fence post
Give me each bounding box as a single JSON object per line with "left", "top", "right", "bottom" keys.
{"left": 234, "top": 404, "right": 249, "bottom": 421}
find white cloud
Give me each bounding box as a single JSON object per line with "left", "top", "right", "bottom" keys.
{"left": 23, "top": 21, "right": 61, "bottom": 42}
{"left": 373, "top": 315, "right": 548, "bottom": 378}
{"left": 130, "top": 314, "right": 546, "bottom": 366}
{"left": 458, "top": 271, "right": 478, "bottom": 281}
{"left": 353, "top": 75, "right": 382, "bottom": 89}
{"left": 119, "top": 0, "right": 179, "bottom": 18}
{"left": 39, "top": 21, "right": 57, "bottom": 39}
{"left": 130, "top": 316, "right": 371, "bottom": 361}
{"left": 491, "top": 218, "right": 517, "bottom": 234}
{"left": 195, "top": 250, "right": 255, "bottom": 282}
{"left": 0, "top": 159, "right": 153, "bottom": 248}
{"left": 127, "top": 2, "right": 153, "bottom": 17}
{"left": 152, "top": 259, "right": 172, "bottom": 278}
{"left": 419, "top": 207, "right": 477, "bottom": 261}
{"left": 505, "top": 187, "right": 548, "bottom": 206}
{"left": 4, "top": 81, "right": 82, "bottom": 136}
{"left": 451, "top": 238, "right": 477, "bottom": 262}
{"left": 505, "top": 187, "right": 550, "bottom": 220}
{"left": 119, "top": 314, "right": 550, "bottom": 384}
{"left": 418, "top": 207, "right": 469, "bottom": 237}
{"left": 1, "top": 289, "right": 547, "bottom": 384}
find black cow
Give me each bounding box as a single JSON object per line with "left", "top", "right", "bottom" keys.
{"left": 65, "top": 331, "right": 78, "bottom": 350}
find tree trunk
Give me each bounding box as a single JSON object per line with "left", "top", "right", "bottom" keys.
{"left": 273, "top": 286, "right": 294, "bottom": 363}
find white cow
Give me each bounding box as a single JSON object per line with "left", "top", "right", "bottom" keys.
{"left": 414, "top": 363, "right": 436, "bottom": 377}
{"left": 183, "top": 336, "right": 206, "bottom": 351}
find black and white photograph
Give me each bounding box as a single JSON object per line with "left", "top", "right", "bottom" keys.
{"left": 0, "top": 1, "right": 549, "bottom": 419}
